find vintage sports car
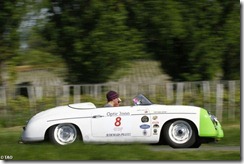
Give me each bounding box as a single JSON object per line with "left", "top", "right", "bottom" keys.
{"left": 21, "top": 94, "right": 224, "bottom": 148}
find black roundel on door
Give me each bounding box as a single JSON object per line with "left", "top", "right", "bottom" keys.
{"left": 141, "top": 116, "right": 149, "bottom": 123}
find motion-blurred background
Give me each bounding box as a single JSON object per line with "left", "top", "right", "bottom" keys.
{"left": 0, "top": 0, "right": 240, "bottom": 127}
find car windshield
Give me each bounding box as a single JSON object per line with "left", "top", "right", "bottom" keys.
{"left": 132, "top": 94, "right": 153, "bottom": 106}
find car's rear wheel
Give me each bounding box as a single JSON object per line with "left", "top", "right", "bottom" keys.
{"left": 163, "top": 120, "right": 196, "bottom": 148}
{"left": 49, "top": 124, "right": 77, "bottom": 145}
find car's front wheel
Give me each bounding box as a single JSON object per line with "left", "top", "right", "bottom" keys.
{"left": 163, "top": 120, "right": 196, "bottom": 148}
{"left": 49, "top": 124, "right": 77, "bottom": 145}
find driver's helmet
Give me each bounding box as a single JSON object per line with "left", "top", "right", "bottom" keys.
{"left": 133, "top": 98, "right": 141, "bottom": 105}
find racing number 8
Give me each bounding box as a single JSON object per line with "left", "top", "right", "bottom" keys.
{"left": 115, "top": 117, "right": 121, "bottom": 126}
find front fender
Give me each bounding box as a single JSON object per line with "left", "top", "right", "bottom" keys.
{"left": 199, "top": 108, "right": 224, "bottom": 138}
{"left": 21, "top": 118, "right": 49, "bottom": 142}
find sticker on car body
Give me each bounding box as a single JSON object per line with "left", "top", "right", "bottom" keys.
{"left": 141, "top": 116, "right": 149, "bottom": 123}
{"left": 140, "top": 124, "right": 150, "bottom": 129}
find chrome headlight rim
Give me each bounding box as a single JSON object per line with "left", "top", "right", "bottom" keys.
{"left": 209, "top": 114, "right": 219, "bottom": 128}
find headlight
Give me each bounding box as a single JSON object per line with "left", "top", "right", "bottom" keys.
{"left": 209, "top": 114, "right": 218, "bottom": 128}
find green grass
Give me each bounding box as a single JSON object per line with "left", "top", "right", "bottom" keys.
{"left": 0, "top": 123, "right": 240, "bottom": 161}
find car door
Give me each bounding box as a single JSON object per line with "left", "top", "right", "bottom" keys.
{"left": 91, "top": 105, "right": 152, "bottom": 142}
{"left": 91, "top": 106, "right": 132, "bottom": 141}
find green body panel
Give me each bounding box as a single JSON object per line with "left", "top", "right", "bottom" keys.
{"left": 199, "top": 108, "right": 224, "bottom": 138}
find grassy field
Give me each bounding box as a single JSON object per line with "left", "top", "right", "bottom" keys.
{"left": 0, "top": 123, "right": 240, "bottom": 161}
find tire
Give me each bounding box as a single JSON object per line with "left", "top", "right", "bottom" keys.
{"left": 49, "top": 124, "right": 77, "bottom": 145}
{"left": 163, "top": 120, "right": 196, "bottom": 148}
{"left": 190, "top": 139, "right": 201, "bottom": 148}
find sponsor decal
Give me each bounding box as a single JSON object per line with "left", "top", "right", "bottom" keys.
{"left": 113, "top": 127, "right": 123, "bottom": 131}
{"left": 152, "top": 116, "right": 158, "bottom": 120}
{"left": 119, "top": 111, "right": 131, "bottom": 116}
{"left": 153, "top": 111, "right": 166, "bottom": 114}
{"left": 137, "top": 108, "right": 147, "bottom": 111}
{"left": 141, "top": 116, "right": 149, "bottom": 123}
{"left": 153, "top": 129, "right": 158, "bottom": 135}
{"left": 136, "top": 109, "right": 149, "bottom": 113}
{"left": 106, "top": 133, "right": 131, "bottom": 137}
{"left": 153, "top": 124, "right": 159, "bottom": 128}
{"left": 107, "top": 112, "right": 130, "bottom": 117}
{"left": 107, "top": 112, "right": 118, "bottom": 117}
{"left": 152, "top": 121, "right": 159, "bottom": 124}
{"left": 140, "top": 124, "right": 150, "bottom": 129}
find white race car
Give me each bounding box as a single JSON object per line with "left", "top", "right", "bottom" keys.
{"left": 21, "top": 94, "right": 224, "bottom": 148}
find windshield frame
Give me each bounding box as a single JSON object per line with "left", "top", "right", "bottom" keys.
{"left": 132, "top": 94, "right": 153, "bottom": 106}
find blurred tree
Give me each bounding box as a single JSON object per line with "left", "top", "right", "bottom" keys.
{"left": 126, "top": 0, "right": 240, "bottom": 81}
{"left": 10, "top": 0, "right": 68, "bottom": 79}
{"left": 176, "top": 0, "right": 224, "bottom": 81}
{"left": 36, "top": 0, "right": 240, "bottom": 83}
{"left": 220, "top": 1, "right": 240, "bottom": 80}
{"left": 13, "top": 27, "right": 68, "bottom": 76}
{"left": 41, "top": 0, "right": 146, "bottom": 83}
{"left": 0, "top": 1, "right": 27, "bottom": 86}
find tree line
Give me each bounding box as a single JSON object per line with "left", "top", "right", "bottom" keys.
{"left": 0, "top": 0, "right": 240, "bottom": 85}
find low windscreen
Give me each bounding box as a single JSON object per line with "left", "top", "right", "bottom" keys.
{"left": 133, "top": 94, "right": 153, "bottom": 106}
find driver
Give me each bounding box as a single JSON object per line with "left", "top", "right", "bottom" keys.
{"left": 104, "top": 90, "right": 121, "bottom": 107}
